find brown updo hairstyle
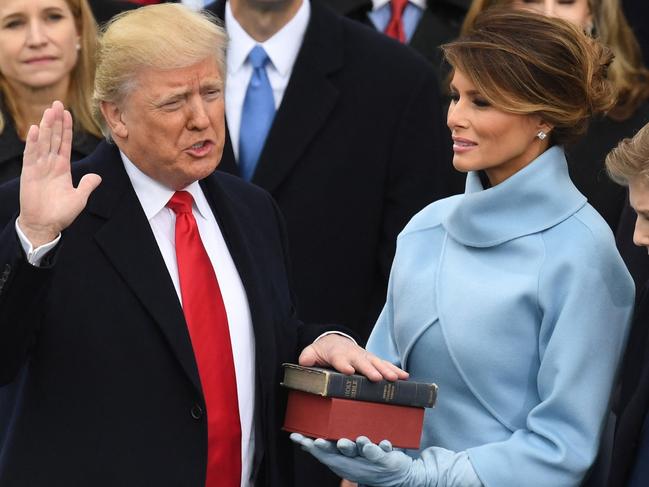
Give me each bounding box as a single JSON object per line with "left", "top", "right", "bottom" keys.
{"left": 462, "top": 0, "right": 649, "bottom": 122}
{"left": 442, "top": 8, "right": 616, "bottom": 146}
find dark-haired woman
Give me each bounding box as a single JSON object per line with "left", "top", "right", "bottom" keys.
{"left": 292, "top": 9, "right": 634, "bottom": 487}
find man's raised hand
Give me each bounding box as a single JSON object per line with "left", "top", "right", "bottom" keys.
{"left": 18, "top": 101, "right": 101, "bottom": 247}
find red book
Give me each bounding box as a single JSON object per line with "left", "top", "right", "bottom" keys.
{"left": 283, "top": 390, "right": 425, "bottom": 449}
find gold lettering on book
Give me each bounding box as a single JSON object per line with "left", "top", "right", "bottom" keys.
{"left": 344, "top": 378, "right": 359, "bottom": 398}
{"left": 382, "top": 383, "right": 396, "bottom": 401}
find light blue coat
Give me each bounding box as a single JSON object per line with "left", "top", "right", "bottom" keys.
{"left": 367, "top": 147, "right": 635, "bottom": 487}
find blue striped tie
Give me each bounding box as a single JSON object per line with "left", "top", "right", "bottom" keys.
{"left": 239, "top": 45, "right": 275, "bottom": 181}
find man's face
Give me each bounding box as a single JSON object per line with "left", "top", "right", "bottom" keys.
{"left": 629, "top": 177, "right": 649, "bottom": 253}
{"left": 105, "top": 57, "right": 225, "bottom": 190}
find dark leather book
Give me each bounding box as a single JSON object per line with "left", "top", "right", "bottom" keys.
{"left": 283, "top": 390, "right": 425, "bottom": 449}
{"left": 281, "top": 363, "right": 438, "bottom": 408}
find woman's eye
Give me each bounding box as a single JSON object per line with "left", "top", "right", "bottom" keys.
{"left": 449, "top": 92, "right": 460, "bottom": 103}
{"left": 473, "top": 98, "right": 491, "bottom": 108}
{"left": 3, "top": 19, "right": 23, "bottom": 29}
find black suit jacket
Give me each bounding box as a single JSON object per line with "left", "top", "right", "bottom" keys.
{"left": 208, "top": 0, "right": 462, "bottom": 343}
{"left": 609, "top": 283, "right": 649, "bottom": 486}
{"left": 0, "top": 141, "right": 332, "bottom": 487}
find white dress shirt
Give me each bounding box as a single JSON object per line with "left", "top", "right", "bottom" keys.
{"left": 224, "top": 0, "right": 310, "bottom": 160}
{"left": 17, "top": 153, "right": 257, "bottom": 487}
{"left": 121, "top": 153, "right": 256, "bottom": 487}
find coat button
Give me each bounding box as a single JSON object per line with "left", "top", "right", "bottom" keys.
{"left": 191, "top": 404, "right": 203, "bottom": 420}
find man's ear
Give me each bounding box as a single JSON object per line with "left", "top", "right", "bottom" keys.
{"left": 100, "top": 101, "right": 128, "bottom": 139}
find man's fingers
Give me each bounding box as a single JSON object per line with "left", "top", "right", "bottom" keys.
{"left": 37, "top": 108, "right": 55, "bottom": 159}
{"left": 77, "top": 174, "right": 102, "bottom": 203}
{"left": 60, "top": 109, "right": 73, "bottom": 162}
{"left": 297, "top": 345, "right": 318, "bottom": 367}
{"left": 50, "top": 105, "right": 64, "bottom": 156}
{"left": 22, "top": 125, "right": 40, "bottom": 168}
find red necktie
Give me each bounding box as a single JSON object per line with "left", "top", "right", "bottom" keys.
{"left": 167, "top": 191, "right": 241, "bottom": 487}
{"left": 385, "top": 0, "right": 409, "bottom": 43}
{"left": 129, "top": 0, "right": 161, "bottom": 4}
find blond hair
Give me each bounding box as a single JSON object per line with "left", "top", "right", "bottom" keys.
{"left": 606, "top": 123, "right": 649, "bottom": 185}
{"left": 461, "top": 0, "right": 649, "bottom": 121}
{"left": 0, "top": 0, "right": 101, "bottom": 138}
{"left": 93, "top": 4, "right": 227, "bottom": 139}
{"left": 444, "top": 8, "right": 615, "bottom": 146}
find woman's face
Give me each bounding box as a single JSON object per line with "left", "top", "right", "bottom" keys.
{"left": 447, "top": 69, "right": 549, "bottom": 186}
{"left": 0, "top": 0, "right": 79, "bottom": 92}
{"left": 511, "top": 0, "right": 592, "bottom": 31}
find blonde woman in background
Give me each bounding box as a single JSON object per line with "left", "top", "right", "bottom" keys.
{"left": 462, "top": 0, "right": 649, "bottom": 233}
{"left": 0, "top": 0, "right": 100, "bottom": 184}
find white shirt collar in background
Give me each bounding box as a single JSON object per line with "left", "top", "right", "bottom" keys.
{"left": 226, "top": 0, "right": 310, "bottom": 78}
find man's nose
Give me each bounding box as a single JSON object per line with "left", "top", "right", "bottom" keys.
{"left": 187, "top": 98, "right": 210, "bottom": 130}
{"left": 633, "top": 217, "right": 649, "bottom": 248}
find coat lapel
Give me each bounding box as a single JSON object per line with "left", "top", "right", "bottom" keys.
{"left": 82, "top": 143, "right": 202, "bottom": 394}
{"left": 252, "top": 4, "right": 342, "bottom": 192}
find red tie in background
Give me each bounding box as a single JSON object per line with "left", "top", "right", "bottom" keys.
{"left": 385, "top": 0, "right": 409, "bottom": 43}
{"left": 128, "top": 0, "right": 161, "bottom": 4}
{"left": 167, "top": 191, "right": 241, "bottom": 487}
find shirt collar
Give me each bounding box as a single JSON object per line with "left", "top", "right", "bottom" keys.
{"left": 443, "top": 146, "right": 587, "bottom": 247}
{"left": 371, "top": 0, "right": 427, "bottom": 10}
{"left": 226, "top": 0, "right": 311, "bottom": 77}
{"left": 120, "top": 151, "right": 211, "bottom": 221}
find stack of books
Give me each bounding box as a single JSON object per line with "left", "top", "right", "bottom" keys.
{"left": 281, "top": 363, "right": 437, "bottom": 449}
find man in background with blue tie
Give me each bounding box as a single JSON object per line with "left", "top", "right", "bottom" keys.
{"left": 206, "top": 0, "right": 461, "bottom": 485}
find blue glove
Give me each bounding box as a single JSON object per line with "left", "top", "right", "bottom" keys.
{"left": 290, "top": 433, "right": 428, "bottom": 486}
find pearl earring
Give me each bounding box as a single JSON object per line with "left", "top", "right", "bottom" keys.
{"left": 537, "top": 131, "right": 547, "bottom": 141}
{"left": 76, "top": 43, "right": 81, "bottom": 51}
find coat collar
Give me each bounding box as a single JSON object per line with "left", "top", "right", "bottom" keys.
{"left": 443, "top": 146, "right": 587, "bottom": 248}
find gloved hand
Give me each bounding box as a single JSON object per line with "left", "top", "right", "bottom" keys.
{"left": 290, "top": 433, "right": 428, "bottom": 486}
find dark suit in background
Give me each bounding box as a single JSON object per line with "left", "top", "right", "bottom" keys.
{"left": 88, "top": 0, "right": 141, "bottom": 23}
{"left": 0, "top": 142, "right": 338, "bottom": 487}
{"left": 609, "top": 283, "right": 649, "bottom": 486}
{"left": 622, "top": 0, "right": 649, "bottom": 67}
{"left": 208, "top": 0, "right": 460, "bottom": 345}
{"left": 319, "top": 0, "right": 469, "bottom": 82}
